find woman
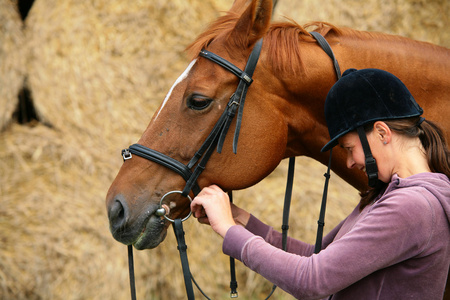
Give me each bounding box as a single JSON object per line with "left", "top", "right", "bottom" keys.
{"left": 191, "top": 68, "right": 450, "bottom": 299}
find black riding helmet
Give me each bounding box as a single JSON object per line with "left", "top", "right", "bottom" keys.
{"left": 321, "top": 68, "right": 423, "bottom": 187}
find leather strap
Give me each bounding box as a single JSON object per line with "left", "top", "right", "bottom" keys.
{"left": 357, "top": 126, "right": 379, "bottom": 188}
{"left": 173, "top": 219, "right": 195, "bottom": 300}
{"left": 128, "top": 245, "right": 137, "bottom": 300}
{"left": 228, "top": 192, "right": 239, "bottom": 298}
{"left": 282, "top": 157, "right": 295, "bottom": 251}
{"left": 232, "top": 39, "right": 263, "bottom": 153}
{"left": 308, "top": 32, "right": 340, "bottom": 254}
{"left": 229, "top": 256, "right": 238, "bottom": 298}
{"left": 310, "top": 32, "right": 342, "bottom": 80}
{"left": 314, "top": 149, "right": 333, "bottom": 253}
{"left": 264, "top": 156, "right": 297, "bottom": 299}
{"left": 201, "top": 39, "right": 263, "bottom": 154}
{"left": 198, "top": 50, "right": 253, "bottom": 85}
{"left": 128, "top": 144, "right": 194, "bottom": 183}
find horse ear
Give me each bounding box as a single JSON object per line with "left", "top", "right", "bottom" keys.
{"left": 229, "top": 0, "right": 272, "bottom": 48}
{"left": 229, "top": 0, "right": 252, "bottom": 14}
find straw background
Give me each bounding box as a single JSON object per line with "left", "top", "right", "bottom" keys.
{"left": 0, "top": 0, "right": 448, "bottom": 299}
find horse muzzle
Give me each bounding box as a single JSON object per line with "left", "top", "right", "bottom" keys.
{"left": 107, "top": 193, "right": 168, "bottom": 249}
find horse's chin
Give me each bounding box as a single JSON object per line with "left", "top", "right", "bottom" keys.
{"left": 132, "top": 215, "right": 168, "bottom": 250}
{"left": 109, "top": 209, "right": 168, "bottom": 250}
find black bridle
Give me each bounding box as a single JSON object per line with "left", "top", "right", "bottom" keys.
{"left": 122, "top": 39, "right": 264, "bottom": 198}
{"left": 122, "top": 32, "right": 341, "bottom": 299}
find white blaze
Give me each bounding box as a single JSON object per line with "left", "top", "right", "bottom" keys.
{"left": 153, "top": 59, "right": 197, "bottom": 121}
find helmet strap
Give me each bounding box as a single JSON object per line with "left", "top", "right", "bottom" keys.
{"left": 356, "top": 126, "right": 380, "bottom": 188}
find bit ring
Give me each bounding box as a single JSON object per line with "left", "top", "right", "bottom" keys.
{"left": 157, "top": 191, "right": 192, "bottom": 223}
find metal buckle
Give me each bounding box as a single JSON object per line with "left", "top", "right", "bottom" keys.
{"left": 230, "top": 291, "right": 238, "bottom": 298}
{"left": 228, "top": 93, "right": 240, "bottom": 107}
{"left": 122, "top": 149, "right": 132, "bottom": 161}
{"left": 242, "top": 73, "right": 252, "bottom": 84}
{"left": 228, "top": 100, "right": 240, "bottom": 108}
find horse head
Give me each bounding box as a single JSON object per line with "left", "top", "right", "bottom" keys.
{"left": 105, "top": 0, "right": 287, "bottom": 249}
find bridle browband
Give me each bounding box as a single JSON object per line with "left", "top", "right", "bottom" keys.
{"left": 122, "top": 32, "right": 342, "bottom": 299}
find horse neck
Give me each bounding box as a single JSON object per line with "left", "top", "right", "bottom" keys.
{"left": 261, "top": 30, "right": 449, "bottom": 191}
{"left": 334, "top": 31, "right": 450, "bottom": 89}
{"left": 257, "top": 50, "right": 363, "bottom": 189}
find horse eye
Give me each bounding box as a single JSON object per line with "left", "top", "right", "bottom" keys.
{"left": 187, "top": 95, "right": 213, "bottom": 111}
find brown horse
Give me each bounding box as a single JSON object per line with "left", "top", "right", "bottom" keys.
{"left": 106, "top": 0, "right": 449, "bottom": 296}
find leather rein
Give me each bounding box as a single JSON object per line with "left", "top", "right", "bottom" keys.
{"left": 122, "top": 32, "right": 341, "bottom": 299}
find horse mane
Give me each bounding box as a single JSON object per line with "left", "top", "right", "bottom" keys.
{"left": 186, "top": 14, "right": 442, "bottom": 76}
{"left": 186, "top": 14, "right": 341, "bottom": 74}
{"left": 265, "top": 20, "right": 341, "bottom": 75}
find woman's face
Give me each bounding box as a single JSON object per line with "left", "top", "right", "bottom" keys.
{"left": 338, "top": 129, "right": 392, "bottom": 183}
{"left": 338, "top": 132, "right": 366, "bottom": 172}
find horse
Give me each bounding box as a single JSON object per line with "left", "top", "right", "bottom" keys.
{"left": 106, "top": 0, "right": 449, "bottom": 296}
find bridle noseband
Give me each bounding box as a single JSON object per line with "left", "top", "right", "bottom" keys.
{"left": 122, "top": 39, "right": 264, "bottom": 199}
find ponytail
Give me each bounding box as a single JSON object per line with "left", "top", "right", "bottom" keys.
{"left": 418, "top": 119, "right": 450, "bottom": 178}
{"left": 359, "top": 116, "right": 450, "bottom": 210}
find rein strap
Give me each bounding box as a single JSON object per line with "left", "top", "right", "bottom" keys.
{"left": 309, "top": 32, "right": 341, "bottom": 254}
{"left": 173, "top": 219, "right": 195, "bottom": 300}
{"left": 310, "top": 32, "right": 342, "bottom": 80}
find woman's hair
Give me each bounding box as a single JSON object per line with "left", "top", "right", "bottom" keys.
{"left": 359, "top": 116, "right": 450, "bottom": 209}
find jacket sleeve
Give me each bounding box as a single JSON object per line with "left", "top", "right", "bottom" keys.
{"left": 244, "top": 214, "right": 315, "bottom": 256}
{"left": 244, "top": 212, "right": 348, "bottom": 256}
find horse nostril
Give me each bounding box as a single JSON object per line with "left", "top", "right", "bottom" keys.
{"left": 108, "top": 195, "right": 129, "bottom": 231}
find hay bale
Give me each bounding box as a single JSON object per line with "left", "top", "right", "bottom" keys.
{"left": 0, "top": 0, "right": 447, "bottom": 299}
{"left": 274, "top": 0, "right": 449, "bottom": 47}
{"left": 25, "top": 0, "right": 230, "bottom": 140}
{"left": 0, "top": 1, "right": 26, "bottom": 128}
{"left": 0, "top": 123, "right": 129, "bottom": 299}
{"left": 2, "top": 0, "right": 239, "bottom": 299}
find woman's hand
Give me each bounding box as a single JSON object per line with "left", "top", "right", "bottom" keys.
{"left": 191, "top": 185, "right": 250, "bottom": 238}
{"left": 191, "top": 185, "right": 234, "bottom": 237}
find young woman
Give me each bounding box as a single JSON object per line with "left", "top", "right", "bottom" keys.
{"left": 191, "top": 68, "right": 450, "bottom": 299}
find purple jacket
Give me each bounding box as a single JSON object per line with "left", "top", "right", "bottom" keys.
{"left": 223, "top": 173, "right": 450, "bottom": 299}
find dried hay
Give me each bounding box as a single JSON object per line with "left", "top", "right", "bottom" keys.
{"left": 0, "top": 0, "right": 26, "bottom": 128}
{"left": 25, "top": 0, "right": 228, "bottom": 139}
{"left": 0, "top": 0, "right": 447, "bottom": 299}
{"left": 274, "top": 0, "right": 449, "bottom": 48}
